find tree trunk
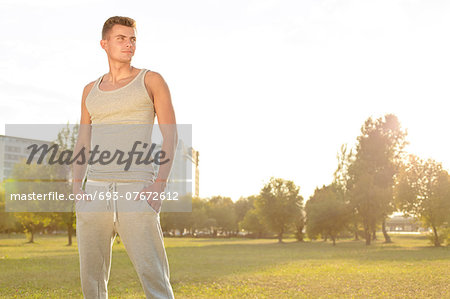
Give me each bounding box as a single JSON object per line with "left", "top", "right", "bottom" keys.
{"left": 296, "top": 225, "right": 304, "bottom": 242}
{"left": 278, "top": 229, "right": 284, "bottom": 243}
{"left": 67, "top": 223, "right": 73, "bottom": 246}
{"left": 432, "top": 225, "right": 441, "bottom": 247}
{"left": 372, "top": 230, "right": 377, "bottom": 241}
{"left": 365, "top": 232, "right": 371, "bottom": 245}
{"left": 331, "top": 236, "right": 336, "bottom": 246}
{"left": 381, "top": 219, "right": 392, "bottom": 243}
{"left": 364, "top": 223, "right": 371, "bottom": 245}
{"left": 353, "top": 223, "right": 359, "bottom": 241}
{"left": 27, "top": 228, "right": 35, "bottom": 243}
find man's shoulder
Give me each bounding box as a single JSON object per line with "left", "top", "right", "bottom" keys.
{"left": 82, "top": 80, "right": 97, "bottom": 95}
{"left": 144, "top": 69, "right": 166, "bottom": 89}
{"left": 144, "top": 69, "right": 163, "bottom": 82}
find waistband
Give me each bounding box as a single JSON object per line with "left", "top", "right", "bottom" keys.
{"left": 85, "top": 179, "right": 154, "bottom": 186}
{"left": 83, "top": 178, "right": 155, "bottom": 223}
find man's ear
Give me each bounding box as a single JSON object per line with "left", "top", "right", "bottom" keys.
{"left": 100, "top": 39, "right": 107, "bottom": 50}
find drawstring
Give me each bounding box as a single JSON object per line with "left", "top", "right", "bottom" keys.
{"left": 89, "top": 179, "right": 153, "bottom": 223}
{"left": 107, "top": 184, "right": 111, "bottom": 211}
{"left": 107, "top": 182, "right": 118, "bottom": 223}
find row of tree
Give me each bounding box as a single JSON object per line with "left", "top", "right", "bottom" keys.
{"left": 0, "top": 177, "right": 304, "bottom": 244}
{"left": 0, "top": 115, "right": 449, "bottom": 246}
{"left": 305, "top": 114, "right": 450, "bottom": 246}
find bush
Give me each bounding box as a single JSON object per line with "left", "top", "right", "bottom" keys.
{"left": 426, "top": 230, "right": 446, "bottom": 246}
{"left": 441, "top": 227, "right": 450, "bottom": 246}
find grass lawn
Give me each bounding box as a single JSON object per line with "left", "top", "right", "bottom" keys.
{"left": 0, "top": 233, "right": 449, "bottom": 298}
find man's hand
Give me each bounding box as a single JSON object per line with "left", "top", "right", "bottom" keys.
{"left": 73, "top": 185, "right": 89, "bottom": 205}
{"left": 135, "top": 181, "right": 167, "bottom": 213}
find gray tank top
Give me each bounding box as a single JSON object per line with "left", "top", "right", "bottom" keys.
{"left": 84, "top": 68, "right": 157, "bottom": 182}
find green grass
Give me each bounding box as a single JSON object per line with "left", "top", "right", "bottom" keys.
{"left": 0, "top": 233, "right": 449, "bottom": 298}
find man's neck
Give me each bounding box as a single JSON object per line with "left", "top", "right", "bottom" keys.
{"left": 106, "top": 63, "right": 135, "bottom": 84}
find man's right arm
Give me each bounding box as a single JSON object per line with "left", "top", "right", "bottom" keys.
{"left": 72, "top": 81, "right": 95, "bottom": 194}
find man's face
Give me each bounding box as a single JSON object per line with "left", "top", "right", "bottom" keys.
{"left": 101, "top": 24, "right": 137, "bottom": 63}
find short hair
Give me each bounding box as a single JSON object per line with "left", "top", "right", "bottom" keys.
{"left": 102, "top": 16, "right": 136, "bottom": 40}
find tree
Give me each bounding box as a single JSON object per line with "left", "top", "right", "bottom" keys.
{"left": 0, "top": 183, "right": 20, "bottom": 235}
{"left": 190, "top": 196, "right": 209, "bottom": 233}
{"left": 333, "top": 143, "right": 361, "bottom": 240}
{"left": 293, "top": 207, "right": 305, "bottom": 242}
{"left": 347, "top": 114, "right": 408, "bottom": 245}
{"left": 395, "top": 155, "right": 450, "bottom": 247}
{"left": 8, "top": 159, "right": 56, "bottom": 242}
{"left": 52, "top": 123, "right": 79, "bottom": 245}
{"left": 206, "top": 196, "right": 237, "bottom": 236}
{"left": 160, "top": 195, "right": 203, "bottom": 236}
{"left": 239, "top": 207, "right": 268, "bottom": 238}
{"left": 234, "top": 195, "right": 257, "bottom": 234}
{"left": 5, "top": 123, "right": 78, "bottom": 243}
{"left": 305, "top": 184, "right": 350, "bottom": 246}
{"left": 255, "top": 177, "right": 303, "bottom": 243}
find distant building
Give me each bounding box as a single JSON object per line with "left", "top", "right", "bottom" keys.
{"left": 151, "top": 139, "right": 199, "bottom": 197}
{"left": 0, "top": 135, "right": 53, "bottom": 182}
{"left": 385, "top": 215, "right": 421, "bottom": 232}
{"left": 190, "top": 148, "right": 199, "bottom": 197}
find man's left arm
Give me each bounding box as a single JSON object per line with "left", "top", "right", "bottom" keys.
{"left": 144, "top": 71, "right": 178, "bottom": 199}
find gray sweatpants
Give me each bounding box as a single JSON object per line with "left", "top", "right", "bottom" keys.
{"left": 75, "top": 180, "right": 175, "bottom": 299}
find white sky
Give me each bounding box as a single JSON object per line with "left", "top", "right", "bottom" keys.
{"left": 1, "top": 0, "right": 449, "bottom": 202}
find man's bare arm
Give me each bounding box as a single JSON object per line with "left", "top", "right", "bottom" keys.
{"left": 72, "top": 81, "right": 94, "bottom": 193}
{"left": 145, "top": 71, "right": 178, "bottom": 184}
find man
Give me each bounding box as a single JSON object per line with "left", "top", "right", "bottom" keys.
{"left": 72, "top": 16, "right": 177, "bottom": 299}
